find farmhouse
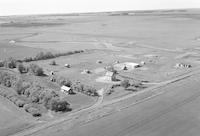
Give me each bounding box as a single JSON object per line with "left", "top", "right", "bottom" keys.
{"left": 105, "top": 71, "right": 116, "bottom": 81}
{"left": 61, "top": 85, "right": 73, "bottom": 94}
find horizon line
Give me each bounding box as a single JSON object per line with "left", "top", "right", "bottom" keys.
{"left": 0, "top": 7, "right": 199, "bottom": 17}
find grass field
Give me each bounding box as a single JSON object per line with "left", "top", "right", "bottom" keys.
{"left": 0, "top": 92, "right": 35, "bottom": 136}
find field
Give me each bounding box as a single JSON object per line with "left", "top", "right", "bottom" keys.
{"left": 1, "top": 9, "right": 200, "bottom": 136}
{"left": 0, "top": 89, "right": 35, "bottom": 136}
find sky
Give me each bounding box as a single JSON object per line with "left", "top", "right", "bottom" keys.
{"left": 0, "top": 0, "right": 200, "bottom": 16}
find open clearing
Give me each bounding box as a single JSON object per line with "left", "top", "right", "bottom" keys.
{"left": 1, "top": 9, "right": 200, "bottom": 136}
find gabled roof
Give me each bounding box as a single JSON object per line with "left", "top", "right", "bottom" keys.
{"left": 61, "top": 85, "right": 71, "bottom": 91}
{"left": 105, "top": 71, "right": 114, "bottom": 77}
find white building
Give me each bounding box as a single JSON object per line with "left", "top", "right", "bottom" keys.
{"left": 64, "top": 64, "right": 70, "bottom": 68}
{"left": 9, "top": 40, "right": 16, "bottom": 44}
{"left": 114, "top": 62, "right": 140, "bottom": 70}
{"left": 61, "top": 85, "right": 72, "bottom": 94}
{"left": 105, "top": 71, "right": 116, "bottom": 81}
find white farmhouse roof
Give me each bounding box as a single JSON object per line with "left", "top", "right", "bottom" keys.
{"left": 114, "top": 62, "right": 140, "bottom": 70}
{"left": 97, "top": 89, "right": 104, "bottom": 96}
{"left": 124, "top": 62, "right": 140, "bottom": 68}
{"left": 64, "top": 64, "right": 70, "bottom": 67}
{"left": 105, "top": 71, "right": 114, "bottom": 77}
{"left": 9, "top": 40, "right": 16, "bottom": 44}
{"left": 61, "top": 86, "right": 71, "bottom": 91}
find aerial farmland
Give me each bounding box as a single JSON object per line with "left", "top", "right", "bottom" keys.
{"left": 1, "top": 9, "right": 200, "bottom": 136}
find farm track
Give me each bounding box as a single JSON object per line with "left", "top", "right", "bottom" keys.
{"left": 9, "top": 66, "right": 200, "bottom": 136}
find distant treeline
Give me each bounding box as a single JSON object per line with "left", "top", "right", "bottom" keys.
{"left": 23, "top": 50, "right": 84, "bottom": 62}
{"left": 0, "top": 50, "right": 84, "bottom": 68}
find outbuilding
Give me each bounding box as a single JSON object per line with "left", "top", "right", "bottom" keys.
{"left": 114, "top": 62, "right": 140, "bottom": 70}
{"left": 105, "top": 71, "right": 116, "bottom": 81}
{"left": 64, "top": 64, "right": 70, "bottom": 68}
{"left": 9, "top": 40, "right": 16, "bottom": 44}
{"left": 61, "top": 85, "right": 73, "bottom": 94}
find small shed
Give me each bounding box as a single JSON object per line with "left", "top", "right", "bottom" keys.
{"left": 9, "top": 40, "right": 16, "bottom": 44}
{"left": 64, "top": 64, "right": 70, "bottom": 68}
{"left": 61, "top": 85, "right": 73, "bottom": 94}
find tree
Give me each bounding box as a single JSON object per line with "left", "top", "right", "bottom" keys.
{"left": 4, "top": 57, "right": 17, "bottom": 69}
{"left": 17, "top": 63, "right": 28, "bottom": 73}
{"left": 23, "top": 57, "right": 33, "bottom": 62}
{"left": 121, "top": 79, "right": 130, "bottom": 89}
{"left": 50, "top": 98, "right": 71, "bottom": 112}
{"left": 0, "top": 61, "right": 4, "bottom": 67}
{"left": 29, "top": 64, "right": 44, "bottom": 76}
{"left": 14, "top": 79, "right": 24, "bottom": 95}
{"left": 57, "top": 76, "right": 72, "bottom": 87}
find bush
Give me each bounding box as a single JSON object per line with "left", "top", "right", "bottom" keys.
{"left": 29, "top": 64, "right": 44, "bottom": 76}
{"left": 56, "top": 76, "right": 72, "bottom": 87}
{"left": 24, "top": 104, "right": 41, "bottom": 117}
{"left": 43, "top": 95, "right": 53, "bottom": 109}
{"left": 34, "top": 52, "right": 55, "bottom": 61}
{"left": 121, "top": 80, "right": 130, "bottom": 89}
{"left": 0, "top": 72, "right": 14, "bottom": 87}
{"left": 72, "top": 82, "right": 84, "bottom": 92}
{"left": 17, "top": 63, "right": 28, "bottom": 73}
{"left": 14, "top": 79, "right": 25, "bottom": 95}
{"left": 15, "top": 99, "right": 25, "bottom": 107}
{"left": 23, "top": 57, "right": 33, "bottom": 62}
{"left": 131, "top": 81, "right": 143, "bottom": 88}
{"left": 50, "top": 98, "right": 71, "bottom": 112}
{"left": 0, "top": 61, "right": 4, "bottom": 67}
{"left": 71, "top": 82, "right": 98, "bottom": 96}
{"left": 26, "top": 107, "right": 41, "bottom": 117}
